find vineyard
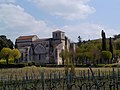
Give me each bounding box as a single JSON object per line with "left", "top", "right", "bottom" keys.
{"left": 0, "top": 67, "right": 120, "bottom": 90}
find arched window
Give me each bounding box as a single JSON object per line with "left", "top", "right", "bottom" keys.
{"left": 34, "top": 44, "right": 46, "bottom": 54}
{"left": 34, "top": 44, "right": 46, "bottom": 61}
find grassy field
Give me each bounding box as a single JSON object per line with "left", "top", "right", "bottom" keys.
{"left": 0, "top": 66, "right": 119, "bottom": 80}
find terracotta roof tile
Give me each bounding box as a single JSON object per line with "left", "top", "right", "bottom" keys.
{"left": 16, "top": 35, "right": 36, "bottom": 40}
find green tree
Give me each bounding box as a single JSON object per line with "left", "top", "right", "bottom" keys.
{"left": 60, "top": 48, "right": 70, "bottom": 65}
{"left": 78, "top": 36, "right": 82, "bottom": 46}
{"left": 89, "top": 46, "right": 101, "bottom": 65}
{"left": 113, "top": 50, "right": 120, "bottom": 63}
{"left": 113, "top": 34, "right": 120, "bottom": 40}
{"left": 0, "top": 35, "right": 13, "bottom": 51}
{"left": 76, "top": 40, "right": 101, "bottom": 65}
{"left": 76, "top": 46, "right": 86, "bottom": 65}
{"left": 114, "top": 39, "right": 120, "bottom": 50}
{"left": 11, "top": 49, "right": 21, "bottom": 63}
{"left": 109, "top": 37, "right": 113, "bottom": 60}
{"left": 101, "top": 51, "right": 112, "bottom": 64}
{"left": 0, "top": 48, "right": 12, "bottom": 64}
{"left": 101, "top": 30, "right": 106, "bottom": 51}
{"left": 60, "top": 48, "right": 75, "bottom": 76}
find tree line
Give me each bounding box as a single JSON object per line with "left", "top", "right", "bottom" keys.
{"left": 76, "top": 30, "right": 120, "bottom": 65}
{"left": 60, "top": 30, "right": 120, "bottom": 66}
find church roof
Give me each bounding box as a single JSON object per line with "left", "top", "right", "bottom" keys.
{"left": 16, "top": 35, "right": 37, "bottom": 40}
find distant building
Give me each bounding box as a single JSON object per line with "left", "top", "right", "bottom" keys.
{"left": 15, "top": 30, "right": 74, "bottom": 65}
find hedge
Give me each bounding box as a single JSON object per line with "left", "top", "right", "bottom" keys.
{"left": 0, "top": 63, "right": 26, "bottom": 68}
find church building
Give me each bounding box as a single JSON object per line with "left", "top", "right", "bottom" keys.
{"left": 15, "top": 30, "right": 72, "bottom": 65}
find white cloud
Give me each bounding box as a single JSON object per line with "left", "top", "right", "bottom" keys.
{"left": 62, "top": 23, "right": 118, "bottom": 41}
{"left": 0, "top": 3, "right": 52, "bottom": 42}
{"left": 27, "top": 0, "right": 96, "bottom": 20}
{"left": 0, "top": 0, "right": 15, "bottom": 4}
{"left": 0, "top": 1, "right": 118, "bottom": 43}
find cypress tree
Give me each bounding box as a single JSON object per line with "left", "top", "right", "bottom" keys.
{"left": 109, "top": 37, "right": 113, "bottom": 62}
{"left": 101, "top": 30, "right": 106, "bottom": 51}
{"left": 78, "top": 36, "right": 82, "bottom": 46}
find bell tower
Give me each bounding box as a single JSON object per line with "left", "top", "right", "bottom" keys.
{"left": 52, "top": 30, "right": 65, "bottom": 42}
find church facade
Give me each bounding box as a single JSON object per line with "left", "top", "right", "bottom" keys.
{"left": 15, "top": 30, "right": 72, "bottom": 65}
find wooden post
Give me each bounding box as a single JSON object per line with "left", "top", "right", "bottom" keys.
{"left": 41, "top": 72, "right": 45, "bottom": 90}
{"left": 88, "top": 69, "right": 90, "bottom": 81}
{"left": 112, "top": 68, "right": 115, "bottom": 90}
{"left": 117, "top": 69, "right": 119, "bottom": 90}
{"left": 67, "top": 71, "right": 72, "bottom": 90}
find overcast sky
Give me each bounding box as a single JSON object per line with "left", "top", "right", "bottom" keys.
{"left": 0, "top": 0, "right": 120, "bottom": 42}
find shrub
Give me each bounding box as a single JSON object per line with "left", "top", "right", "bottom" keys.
{"left": 93, "top": 64, "right": 105, "bottom": 67}
{"left": 34, "top": 64, "right": 64, "bottom": 67}
{"left": 104, "top": 63, "right": 119, "bottom": 67}
{"left": 75, "top": 64, "right": 90, "bottom": 67}
{"left": 0, "top": 59, "right": 14, "bottom": 64}
{"left": 0, "top": 63, "right": 26, "bottom": 68}
{"left": 0, "top": 59, "right": 6, "bottom": 64}
{"left": 28, "top": 62, "right": 33, "bottom": 66}
{"left": 8, "top": 59, "right": 14, "bottom": 63}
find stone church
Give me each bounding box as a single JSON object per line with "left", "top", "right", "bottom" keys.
{"left": 15, "top": 30, "right": 74, "bottom": 65}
